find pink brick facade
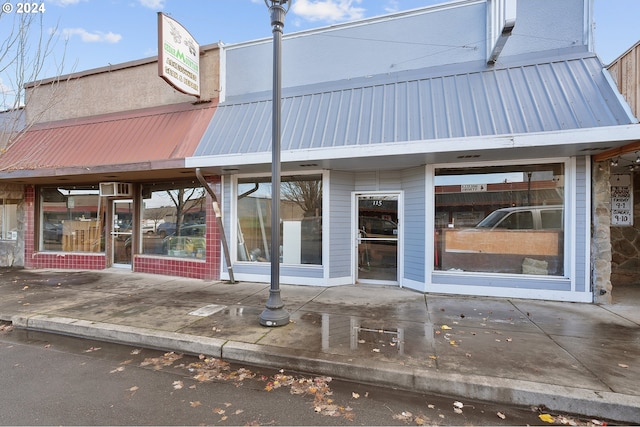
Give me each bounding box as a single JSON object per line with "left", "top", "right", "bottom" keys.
{"left": 23, "top": 178, "right": 222, "bottom": 281}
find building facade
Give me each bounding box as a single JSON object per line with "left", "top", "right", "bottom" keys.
{"left": 188, "top": 0, "right": 640, "bottom": 302}
{"left": 1, "top": 0, "right": 639, "bottom": 304}
{"left": 0, "top": 44, "right": 226, "bottom": 280}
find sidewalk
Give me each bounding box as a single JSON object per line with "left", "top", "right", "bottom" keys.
{"left": 0, "top": 268, "right": 639, "bottom": 424}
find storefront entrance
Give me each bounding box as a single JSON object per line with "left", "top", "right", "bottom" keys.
{"left": 355, "top": 193, "right": 399, "bottom": 284}
{"left": 112, "top": 199, "right": 133, "bottom": 268}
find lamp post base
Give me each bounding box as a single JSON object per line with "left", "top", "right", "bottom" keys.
{"left": 259, "top": 289, "right": 290, "bottom": 327}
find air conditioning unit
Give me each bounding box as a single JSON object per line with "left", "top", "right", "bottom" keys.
{"left": 99, "top": 182, "right": 133, "bottom": 197}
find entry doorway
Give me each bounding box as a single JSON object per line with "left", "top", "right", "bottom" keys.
{"left": 112, "top": 199, "right": 133, "bottom": 268}
{"left": 354, "top": 193, "right": 400, "bottom": 284}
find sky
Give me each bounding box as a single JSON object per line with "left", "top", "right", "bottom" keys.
{"left": 1, "top": 0, "right": 640, "bottom": 100}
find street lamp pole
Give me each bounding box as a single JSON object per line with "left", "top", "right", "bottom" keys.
{"left": 260, "top": 0, "right": 290, "bottom": 327}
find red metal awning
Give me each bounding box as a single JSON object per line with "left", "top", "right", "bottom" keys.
{"left": 0, "top": 101, "right": 216, "bottom": 182}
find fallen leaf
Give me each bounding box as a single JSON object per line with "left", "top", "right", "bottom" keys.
{"left": 427, "top": 404, "right": 435, "bottom": 409}
{"left": 453, "top": 401, "right": 464, "bottom": 409}
{"left": 190, "top": 401, "right": 201, "bottom": 408}
{"left": 449, "top": 340, "right": 458, "bottom": 346}
{"left": 130, "top": 349, "right": 142, "bottom": 355}
{"left": 234, "top": 409, "right": 244, "bottom": 415}
{"left": 213, "top": 408, "right": 225, "bottom": 415}
{"left": 110, "top": 367, "right": 125, "bottom": 374}
{"left": 454, "top": 407, "right": 463, "bottom": 414}
{"left": 441, "top": 325, "right": 452, "bottom": 330}
{"left": 539, "top": 413, "right": 555, "bottom": 423}
{"left": 172, "top": 380, "right": 184, "bottom": 390}
{"left": 84, "top": 346, "right": 101, "bottom": 353}
{"left": 618, "top": 363, "right": 629, "bottom": 368}
{"left": 497, "top": 412, "right": 506, "bottom": 419}
{"left": 372, "top": 348, "right": 380, "bottom": 353}
{"left": 352, "top": 392, "right": 360, "bottom": 399}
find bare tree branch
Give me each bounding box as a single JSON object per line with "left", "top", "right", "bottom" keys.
{"left": 0, "top": 10, "right": 71, "bottom": 158}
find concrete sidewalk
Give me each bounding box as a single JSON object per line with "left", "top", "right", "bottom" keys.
{"left": 0, "top": 268, "right": 638, "bottom": 423}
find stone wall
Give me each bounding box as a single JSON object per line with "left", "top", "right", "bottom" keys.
{"left": 592, "top": 161, "right": 612, "bottom": 304}
{"left": 611, "top": 171, "right": 640, "bottom": 287}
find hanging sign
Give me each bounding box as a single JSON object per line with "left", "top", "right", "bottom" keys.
{"left": 610, "top": 174, "right": 633, "bottom": 226}
{"left": 157, "top": 12, "right": 200, "bottom": 97}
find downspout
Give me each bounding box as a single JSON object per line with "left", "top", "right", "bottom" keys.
{"left": 196, "top": 168, "right": 235, "bottom": 283}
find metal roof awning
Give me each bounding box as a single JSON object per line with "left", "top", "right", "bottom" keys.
{"left": 0, "top": 101, "right": 217, "bottom": 184}
{"left": 189, "top": 52, "right": 639, "bottom": 174}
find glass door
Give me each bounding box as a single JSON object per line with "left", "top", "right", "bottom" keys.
{"left": 112, "top": 199, "right": 133, "bottom": 267}
{"left": 356, "top": 194, "right": 399, "bottom": 283}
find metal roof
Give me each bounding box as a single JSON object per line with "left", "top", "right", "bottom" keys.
{"left": 0, "top": 102, "right": 216, "bottom": 178}
{"left": 194, "top": 53, "right": 634, "bottom": 159}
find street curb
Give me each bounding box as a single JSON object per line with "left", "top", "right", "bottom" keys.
{"left": 11, "top": 314, "right": 226, "bottom": 359}
{"left": 11, "top": 314, "right": 640, "bottom": 424}
{"left": 222, "top": 341, "right": 640, "bottom": 423}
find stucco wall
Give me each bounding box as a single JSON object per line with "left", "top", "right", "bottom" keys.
{"left": 25, "top": 45, "right": 220, "bottom": 124}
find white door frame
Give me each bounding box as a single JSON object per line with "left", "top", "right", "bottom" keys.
{"left": 111, "top": 199, "right": 133, "bottom": 269}
{"left": 352, "top": 191, "right": 403, "bottom": 286}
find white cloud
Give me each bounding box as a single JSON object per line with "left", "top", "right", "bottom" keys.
{"left": 384, "top": 0, "right": 400, "bottom": 13}
{"left": 291, "top": 0, "right": 366, "bottom": 23}
{"left": 139, "top": 0, "right": 165, "bottom": 9}
{"left": 62, "top": 28, "right": 122, "bottom": 43}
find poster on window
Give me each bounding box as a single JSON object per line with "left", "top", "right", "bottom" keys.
{"left": 611, "top": 174, "right": 633, "bottom": 226}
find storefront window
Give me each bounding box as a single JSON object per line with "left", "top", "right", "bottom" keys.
{"left": 141, "top": 184, "right": 206, "bottom": 259}
{"left": 434, "top": 163, "right": 564, "bottom": 276}
{"left": 237, "top": 175, "right": 322, "bottom": 265}
{"left": 41, "top": 187, "right": 102, "bottom": 252}
{"left": 0, "top": 199, "right": 18, "bottom": 240}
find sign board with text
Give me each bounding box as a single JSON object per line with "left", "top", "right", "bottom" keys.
{"left": 610, "top": 174, "right": 633, "bottom": 226}
{"left": 157, "top": 13, "right": 200, "bottom": 97}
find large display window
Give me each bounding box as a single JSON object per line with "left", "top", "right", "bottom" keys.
{"left": 40, "top": 186, "right": 103, "bottom": 252}
{"left": 237, "top": 174, "right": 322, "bottom": 265}
{"left": 0, "top": 199, "right": 18, "bottom": 240}
{"left": 140, "top": 183, "right": 206, "bottom": 259}
{"left": 434, "top": 163, "right": 564, "bottom": 276}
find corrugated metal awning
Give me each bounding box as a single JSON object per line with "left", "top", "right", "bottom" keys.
{"left": 0, "top": 101, "right": 216, "bottom": 181}
{"left": 194, "top": 53, "right": 634, "bottom": 159}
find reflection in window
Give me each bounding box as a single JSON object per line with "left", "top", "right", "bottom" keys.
{"left": 40, "top": 187, "right": 102, "bottom": 252}
{"left": 434, "top": 163, "right": 564, "bottom": 276}
{"left": 0, "top": 200, "right": 18, "bottom": 240}
{"left": 237, "top": 175, "right": 322, "bottom": 265}
{"left": 141, "top": 184, "right": 206, "bottom": 259}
